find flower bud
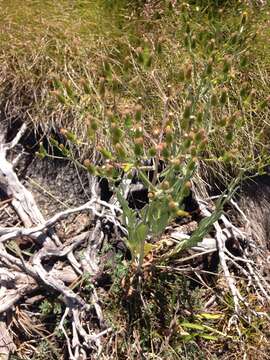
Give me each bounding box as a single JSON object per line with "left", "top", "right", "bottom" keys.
{"left": 199, "top": 128, "right": 207, "bottom": 138}
{"left": 178, "top": 68, "right": 185, "bottom": 82}
{"left": 182, "top": 180, "right": 192, "bottom": 197}
{"left": 188, "top": 130, "right": 195, "bottom": 140}
{"left": 165, "top": 125, "right": 172, "bottom": 134}
{"left": 62, "top": 80, "right": 74, "bottom": 99}
{"left": 249, "top": 89, "right": 256, "bottom": 102}
{"left": 156, "top": 38, "right": 163, "bottom": 54}
{"left": 135, "top": 104, "right": 142, "bottom": 122}
{"left": 105, "top": 164, "right": 114, "bottom": 177}
{"left": 196, "top": 111, "right": 203, "bottom": 124}
{"left": 166, "top": 85, "right": 173, "bottom": 97}
{"left": 170, "top": 157, "right": 181, "bottom": 170}
{"left": 169, "top": 201, "right": 178, "bottom": 210}
{"left": 115, "top": 143, "right": 126, "bottom": 159}
{"left": 230, "top": 32, "right": 238, "bottom": 45}
{"left": 161, "top": 181, "right": 170, "bottom": 190}
{"left": 220, "top": 89, "right": 227, "bottom": 105}
{"left": 183, "top": 134, "right": 192, "bottom": 149}
{"left": 148, "top": 191, "right": 155, "bottom": 199}
{"left": 240, "top": 83, "right": 249, "bottom": 98}
{"left": 111, "top": 75, "right": 120, "bottom": 93}
{"left": 148, "top": 147, "right": 157, "bottom": 157}
{"left": 111, "top": 126, "right": 122, "bottom": 143}
{"left": 165, "top": 125, "right": 173, "bottom": 144}
{"left": 124, "top": 55, "right": 130, "bottom": 70}
{"left": 211, "top": 94, "right": 218, "bottom": 107}
{"left": 52, "top": 90, "right": 65, "bottom": 104}
{"left": 103, "top": 61, "right": 111, "bottom": 78}
{"left": 241, "top": 11, "right": 248, "bottom": 25}
{"left": 185, "top": 64, "right": 192, "bottom": 80}
{"left": 90, "top": 120, "right": 98, "bottom": 131}
{"left": 136, "top": 46, "right": 143, "bottom": 55}
{"left": 97, "top": 147, "right": 113, "bottom": 160}
{"left": 190, "top": 145, "right": 197, "bottom": 157}
{"left": 162, "top": 146, "right": 170, "bottom": 159}
{"left": 184, "top": 181, "right": 192, "bottom": 189}
{"left": 187, "top": 158, "right": 197, "bottom": 171}
{"left": 225, "top": 131, "right": 234, "bottom": 143}
{"left": 208, "top": 39, "right": 215, "bottom": 52}
{"left": 194, "top": 130, "right": 203, "bottom": 144}
{"left": 133, "top": 124, "right": 143, "bottom": 138}
{"left": 79, "top": 78, "right": 91, "bottom": 94}
{"left": 134, "top": 137, "right": 144, "bottom": 145}
{"left": 134, "top": 143, "right": 143, "bottom": 156}
{"left": 165, "top": 133, "right": 173, "bottom": 144}
{"left": 259, "top": 96, "right": 270, "bottom": 110}
{"left": 180, "top": 2, "right": 188, "bottom": 12}
{"left": 183, "top": 101, "right": 192, "bottom": 119}
{"left": 228, "top": 111, "right": 240, "bottom": 126}
{"left": 181, "top": 118, "right": 189, "bottom": 131}
{"left": 83, "top": 159, "right": 90, "bottom": 167}
{"left": 206, "top": 59, "right": 213, "bottom": 75}
{"left": 223, "top": 56, "right": 231, "bottom": 74}
{"left": 189, "top": 115, "right": 196, "bottom": 125}
{"left": 240, "top": 54, "right": 248, "bottom": 68}
{"left": 99, "top": 77, "right": 106, "bottom": 97}
{"left": 198, "top": 138, "right": 208, "bottom": 152}
{"left": 83, "top": 160, "right": 96, "bottom": 175}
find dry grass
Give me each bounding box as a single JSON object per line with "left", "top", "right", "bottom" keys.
{"left": 1, "top": 1, "right": 270, "bottom": 359}
{"left": 0, "top": 0, "right": 269, "bottom": 180}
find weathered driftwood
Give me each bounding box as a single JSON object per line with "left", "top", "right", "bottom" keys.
{"left": 0, "top": 124, "right": 118, "bottom": 359}
{"left": 192, "top": 196, "right": 270, "bottom": 316}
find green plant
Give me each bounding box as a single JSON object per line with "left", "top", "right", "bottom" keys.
{"left": 39, "top": 299, "right": 62, "bottom": 316}
{"left": 53, "top": 109, "right": 239, "bottom": 275}
{"left": 45, "top": 9, "right": 255, "bottom": 270}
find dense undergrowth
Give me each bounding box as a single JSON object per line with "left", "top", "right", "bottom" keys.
{"left": 1, "top": 1, "right": 270, "bottom": 359}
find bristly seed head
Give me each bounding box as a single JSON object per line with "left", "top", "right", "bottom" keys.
{"left": 134, "top": 137, "right": 144, "bottom": 145}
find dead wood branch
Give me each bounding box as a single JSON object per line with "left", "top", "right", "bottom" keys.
{"left": 0, "top": 123, "right": 44, "bottom": 228}
{"left": 0, "top": 314, "right": 16, "bottom": 360}
{"left": 0, "top": 125, "right": 118, "bottom": 359}
{"left": 196, "top": 196, "right": 270, "bottom": 317}
{"left": 0, "top": 199, "right": 122, "bottom": 243}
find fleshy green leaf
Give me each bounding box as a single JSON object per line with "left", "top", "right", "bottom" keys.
{"left": 196, "top": 313, "right": 223, "bottom": 320}
{"left": 134, "top": 223, "right": 148, "bottom": 244}
{"left": 181, "top": 322, "right": 205, "bottom": 331}
{"left": 198, "top": 334, "right": 218, "bottom": 341}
